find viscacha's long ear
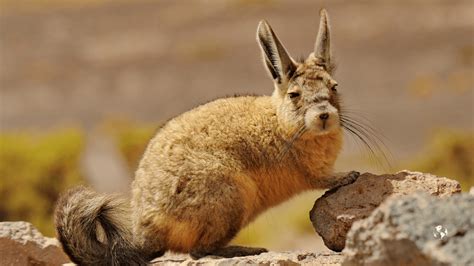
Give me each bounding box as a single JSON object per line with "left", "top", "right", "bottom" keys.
{"left": 257, "top": 20, "right": 297, "bottom": 88}
{"left": 314, "top": 9, "right": 332, "bottom": 71}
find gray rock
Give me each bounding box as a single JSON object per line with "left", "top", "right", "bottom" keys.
{"left": 342, "top": 193, "right": 474, "bottom": 266}
{"left": 0, "top": 221, "right": 343, "bottom": 265}
{"left": 310, "top": 171, "right": 461, "bottom": 251}
{"left": 152, "top": 251, "right": 344, "bottom": 265}
{"left": 0, "top": 221, "right": 70, "bottom": 265}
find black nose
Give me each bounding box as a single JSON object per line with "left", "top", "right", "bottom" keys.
{"left": 319, "top": 113, "right": 329, "bottom": 120}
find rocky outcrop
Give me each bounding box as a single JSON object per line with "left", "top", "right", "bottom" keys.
{"left": 0, "top": 222, "right": 344, "bottom": 265}
{"left": 0, "top": 221, "right": 70, "bottom": 266}
{"left": 151, "top": 251, "right": 343, "bottom": 265}
{"left": 0, "top": 171, "right": 468, "bottom": 266}
{"left": 342, "top": 193, "right": 474, "bottom": 266}
{"left": 310, "top": 171, "right": 461, "bottom": 251}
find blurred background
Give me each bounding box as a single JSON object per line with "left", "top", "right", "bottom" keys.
{"left": 0, "top": 0, "right": 472, "bottom": 252}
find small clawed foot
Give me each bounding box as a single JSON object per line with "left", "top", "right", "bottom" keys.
{"left": 190, "top": 246, "right": 268, "bottom": 260}
{"left": 346, "top": 170, "right": 360, "bottom": 184}
{"left": 219, "top": 246, "right": 268, "bottom": 257}
{"left": 334, "top": 171, "right": 360, "bottom": 189}
{"left": 190, "top": 251, "right": 206, "bottom": 260}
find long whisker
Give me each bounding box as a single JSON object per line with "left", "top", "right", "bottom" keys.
{"left": 339, "top": 112, "right": 393, "bottom": 170}
{"left": 343, "top": 123, "right": 368, "bottom": 159}
{"left": 340, "top": 115, "right": 391, "bottom": 154}
{"left": 341, "top": 122, "right": 379, "bottom": 161}
{"left": 277, "top": 125, "right": 306, "bottom": 162}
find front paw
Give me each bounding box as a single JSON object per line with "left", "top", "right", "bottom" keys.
{"left": 338, "top": 171, "right": 360, "bottom": 187}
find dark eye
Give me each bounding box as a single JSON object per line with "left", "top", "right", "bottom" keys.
{"left": 288, "top": 92, "right": 300, "bottom": 99}
{"left": 331, "top": 84, "right": 338, "bottom": 92}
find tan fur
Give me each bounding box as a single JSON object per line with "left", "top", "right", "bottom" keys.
{"left": 55, "top": 9, "right": 357, "bottom": 264}
{"left": 131, "top": 93, "right": 342, "bottom": 254}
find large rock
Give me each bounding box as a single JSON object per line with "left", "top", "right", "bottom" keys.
{"left": 0, "top": 221, "right": 70, "bottom": 266}
{"left": 310, "top": 171, "right": 461, "bottom": 251}
{"left": 342, "top": 193, "right": 474, "bottom": 266}
{"left": 152, "top": 251, "right": 344, "bottom": 265}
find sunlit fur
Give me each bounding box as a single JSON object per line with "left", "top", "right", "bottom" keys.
{"left": 54, "top": 8, "right": 361, "bottom": 265}
{"left": 131, "top": 94, "right": 343, "bottom": 255}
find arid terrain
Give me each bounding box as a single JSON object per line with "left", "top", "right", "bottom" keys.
{"left": 0, "top": 0, "right": 473, "bottom": 252}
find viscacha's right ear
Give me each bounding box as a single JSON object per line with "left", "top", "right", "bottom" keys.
{"left": 257, "top": 20, "right": 297, "bottom": 89}
{"left": 313, "top": 9, "right": 334, "bottom": 73}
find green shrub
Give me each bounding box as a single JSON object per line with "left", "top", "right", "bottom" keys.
{"left": 409, "top": 130, "right": 473, "bottom": 191}
{"left": 0, "top": 129, "right": 84, "bottom": 236}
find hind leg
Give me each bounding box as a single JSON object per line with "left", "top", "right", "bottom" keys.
{"left": 135, "top": 226, "right": 167, "bottom": 261}
{"left": 131, "top": 214, "right": 168, "bottom": 261}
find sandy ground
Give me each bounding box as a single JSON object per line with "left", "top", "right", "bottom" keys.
{"left": 0, "top": 0, "right": 473, "bottom": 252}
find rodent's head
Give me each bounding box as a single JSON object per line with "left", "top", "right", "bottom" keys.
{"left": 257, "top": 9, "right": 340, "bottom": 136}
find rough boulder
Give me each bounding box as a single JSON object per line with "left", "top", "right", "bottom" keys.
{"left": 0, "top": 221, "right": 70, "bottom": 266}
{"left": 310, "top": 170, "right": 461, "bottom": 251}
{"left": 342, "top": 193, "right": 474, "bottom": 265}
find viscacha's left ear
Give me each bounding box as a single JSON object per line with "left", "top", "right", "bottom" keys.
{"left": 257, "top": 20, "right": 297, "bottom": 90}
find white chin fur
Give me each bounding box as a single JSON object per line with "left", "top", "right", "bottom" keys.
{"left": 304, "top": 106, "right": 340, "bottom": 134}
{"left": 308, "top": 120, "right": 340, "bottom": 135}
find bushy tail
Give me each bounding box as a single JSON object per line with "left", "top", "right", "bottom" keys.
{"left": 54, "top": 186, "right": 147, "bottom": 266}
